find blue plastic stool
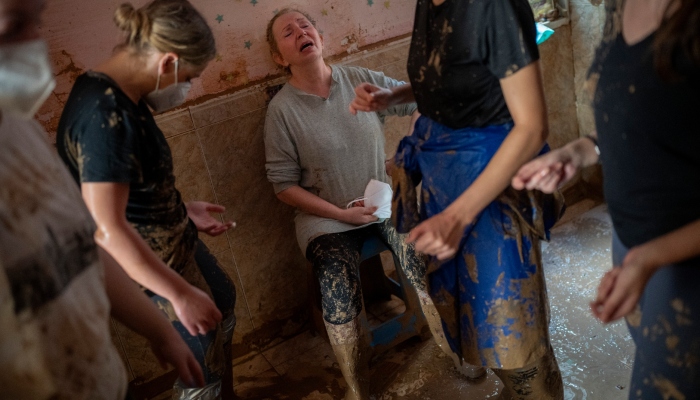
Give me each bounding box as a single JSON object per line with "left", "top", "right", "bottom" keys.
{"left": 308, "top": 234, "right": 430, "bottom": 357}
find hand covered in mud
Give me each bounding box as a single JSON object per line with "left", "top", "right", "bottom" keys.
{"left": 340, "top": 205, "right": 378, "bottom": 225}
{"left": 512, "top": 146, "right": 581, "bottom": 193}
{"left": 151, "top": 326, "right": 205, "bottom": 388}
{"left": 591, "top": 249, "right": 657, "bottom": 323}
{"left": 407, "top": 211, "right": 469, "bottom": 261}
{"left": 186, "top": 201, "right": 235, "bottom": 237}
{"left": 172, "top": 285, "right": 222, "bottom": 336}
{"left": 349, "top": 82, "right": 393, "bottom": 115}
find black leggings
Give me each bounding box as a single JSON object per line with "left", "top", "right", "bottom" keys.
{"left": 306, "top": 220, "right": 426, "bottom": 325}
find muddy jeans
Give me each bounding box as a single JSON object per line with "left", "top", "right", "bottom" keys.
{"left": 612, "top": 231, "right": 700, "bottom": 400}
{"left": 306, "top": 220, "right": 426, "bottom": 325}
{"left": 149, "top": 240, "right": 236, "bottom": 390}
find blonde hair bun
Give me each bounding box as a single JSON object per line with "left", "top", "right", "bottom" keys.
{"left": 114, "top": 3, "right": 152, "bottom": 49}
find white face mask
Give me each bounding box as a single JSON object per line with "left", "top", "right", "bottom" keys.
{"left": 347, "top": 179, "right": 393, "bottom": 219}
{"left": 0, "top": 40, "right": 56, "bottom": 120}
{"left": 145, "top": 59, "right": 191, "bottom": 113}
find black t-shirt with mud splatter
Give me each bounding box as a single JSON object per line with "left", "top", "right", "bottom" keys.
{"left": 589, "top": 4, "right": 700, "bottom": 249}
{"left": 407, "top": 0, "right": 539, "bottom": 129}
{"left": 57, "top": 72, "right": 197, "bottom": 273}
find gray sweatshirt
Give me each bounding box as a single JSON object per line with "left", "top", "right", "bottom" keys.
{"left": 264, "top": 65, "right": 417, "bottom": 253}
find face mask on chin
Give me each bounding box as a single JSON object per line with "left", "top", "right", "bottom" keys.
{"left": 346, "top": 179, "right": 393, "bottom": 219}
{"left": 0, "top": 39, "right": 56, "bottom": 120}
{"left": 144, "top": 59, "right": 192, "bottom": 113}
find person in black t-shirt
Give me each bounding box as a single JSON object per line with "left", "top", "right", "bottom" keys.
{"left": 56, "top": 1, "right": 237, "bottom": 398}
{"left": 350, "top": 0, "right": 564, "bottom": 398}
{"left": 514, "top": 0, "right": 700, "bottom": 397}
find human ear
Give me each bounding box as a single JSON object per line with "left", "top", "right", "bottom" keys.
{"left": 272, "top": 52, "right": 289, "bottom": 68}
{"left": 157, "top": 52, "right": 180, "bottom": 76}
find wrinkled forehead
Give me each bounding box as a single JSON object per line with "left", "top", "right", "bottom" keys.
{"left": 273, "top": 11, "right": 311, "bottom": 34}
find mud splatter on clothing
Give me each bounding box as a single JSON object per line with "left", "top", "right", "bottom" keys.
{"left": 306, "top": 220, "right": 426, "bottom": 325}
{"left": 392, "top": 116, "right": 563, "bottom": 370}
{"left": 0, "top": 115, "right": 127, "bottom": 399}
{"left": 55, "top": 71, "right": 236, "bottom": 390}
{"left": 149, "top": 241, "right": 236, "bottom": 384}
{"left": 57, "top": 71, "right": 196, "bottom": 273}
{"left": 407, "top": 0, "right": 539, "bottom": 129}
{"left": 613, "top": 232, "right": 700, "bottom": 400}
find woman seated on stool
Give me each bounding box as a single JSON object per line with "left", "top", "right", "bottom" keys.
{"left": 264, "top": 8, "right": 442, "bottom": 400}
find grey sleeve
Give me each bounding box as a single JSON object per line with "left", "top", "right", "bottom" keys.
{"left": 366, "top": 69, "right": 417, "bottom": 118}
{"left": 264, "top": 109, "right": 301, "bottom": 194}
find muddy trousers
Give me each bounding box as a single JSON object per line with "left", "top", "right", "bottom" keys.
{"left": 149, "top": 240, "right": 237, "bottom": 400}
{"left": 306, "top": 220, "right": 427, "bottom": 399}
{"left": 612, "top": 231, "right": 700, "bottom": 400}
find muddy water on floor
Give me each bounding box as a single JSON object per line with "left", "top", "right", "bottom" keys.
{"left": 379, "top": 205, "right": 635, "bottom": 400}
{"left": 543, "top": 205, "right": 634, "bottom": 399}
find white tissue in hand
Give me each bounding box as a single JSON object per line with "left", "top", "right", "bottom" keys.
{"left": 364, "top": 179, "right": 392, "bottom": 219}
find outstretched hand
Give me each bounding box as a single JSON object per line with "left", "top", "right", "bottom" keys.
{"left": 407, "top": 211, "right": 469, "bottom": 261}
{"left": 186, "top": 201, "right": 235, "bottom": 237}
{"left": 349, "top": 82, "right": 394, "bottom": 115}
{"left": 512, "top": 147, "right": 580, "bottom": 193}
{"left": 590, "top": 249, "right": 657, "bottom": 323}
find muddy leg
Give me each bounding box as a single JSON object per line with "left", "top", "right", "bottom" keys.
{"left": 416, "top": 289, "right": 486, "bottom": 379}
{"left": 492, "top": 347, "right": 563, "bottom": 400}
{"left": 325, "top": 316, "right": 371, "bottom": 400}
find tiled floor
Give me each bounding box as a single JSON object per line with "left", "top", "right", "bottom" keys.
{"left": 183, "top": 200, "right": 637, "bottom": 399}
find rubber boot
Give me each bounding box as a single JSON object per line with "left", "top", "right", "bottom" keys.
{"left": 417, "top": 289, "right": 486, "bottom": 380}
{"left": 492, "top": 347, "right": 563, "bottom": 400}
{"left": 325, "top": 316, "right": 371, "bottom": 400}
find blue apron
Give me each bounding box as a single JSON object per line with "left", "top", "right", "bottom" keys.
{"left": 392, "top": 116, "right": 563, "bottom": 368}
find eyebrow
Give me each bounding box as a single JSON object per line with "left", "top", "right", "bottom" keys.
{"left": 282, "top": 17, "right": 309, "bottom": 31}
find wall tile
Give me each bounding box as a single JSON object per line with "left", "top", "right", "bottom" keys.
{"left": 189, "top": 87, "right": 272, "bottom": 129}
{"left": 155, "top": 109, "right": 194, "bottom": 139}
{"left": 168, "top": 132, "right": 230, "bottom": 255}
{"left": 214, "top": 250, "right": 255, "bottom": 338}
{"left": 383, "top": 115, "right": 414, "bottom": 159}
{"left": 196, "top": 109, "right": 298, "bottom": 243}
{"left": 356, "top": 42, "right": 410, "bottom": 71}
{"left": 230, "top": 224, "right": 308, "bottom": 329}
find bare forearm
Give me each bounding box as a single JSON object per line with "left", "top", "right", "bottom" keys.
{"left": 629, "top": 219, "right": 700, "bottom": 271}
{"left": 447, "top": 125, "right": 546, "bottom": 223}
{"left": 390, "top": 83, "right": 415, "bottom": 105}
{"left": 276, "top": 185, "right": 343, "bottom": 220}
{"left": 96, "top": 222, "right": 189, "bottom": 301}
{"left": 564, "top": 133, "right": 600, "bottom": 168}
{"left": 100, "top": 247, "right": 175, "bottom": 340}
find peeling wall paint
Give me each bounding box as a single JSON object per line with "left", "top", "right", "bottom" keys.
{"left": 36, "top": 0, "right": 415, "bottom": 134}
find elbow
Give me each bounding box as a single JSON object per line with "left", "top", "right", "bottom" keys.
{"left": 516, "top": 121, "right": 548, "bottom": 146}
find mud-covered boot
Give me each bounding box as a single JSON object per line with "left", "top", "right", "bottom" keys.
{"left": 325, "top": 317, "right": 371, "bottom": 400}
{"left": 492, "top": 347, "right": 563, "bottom": 400}
{"left": 417, "top": 289, "right": 486, "bottom": 380}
